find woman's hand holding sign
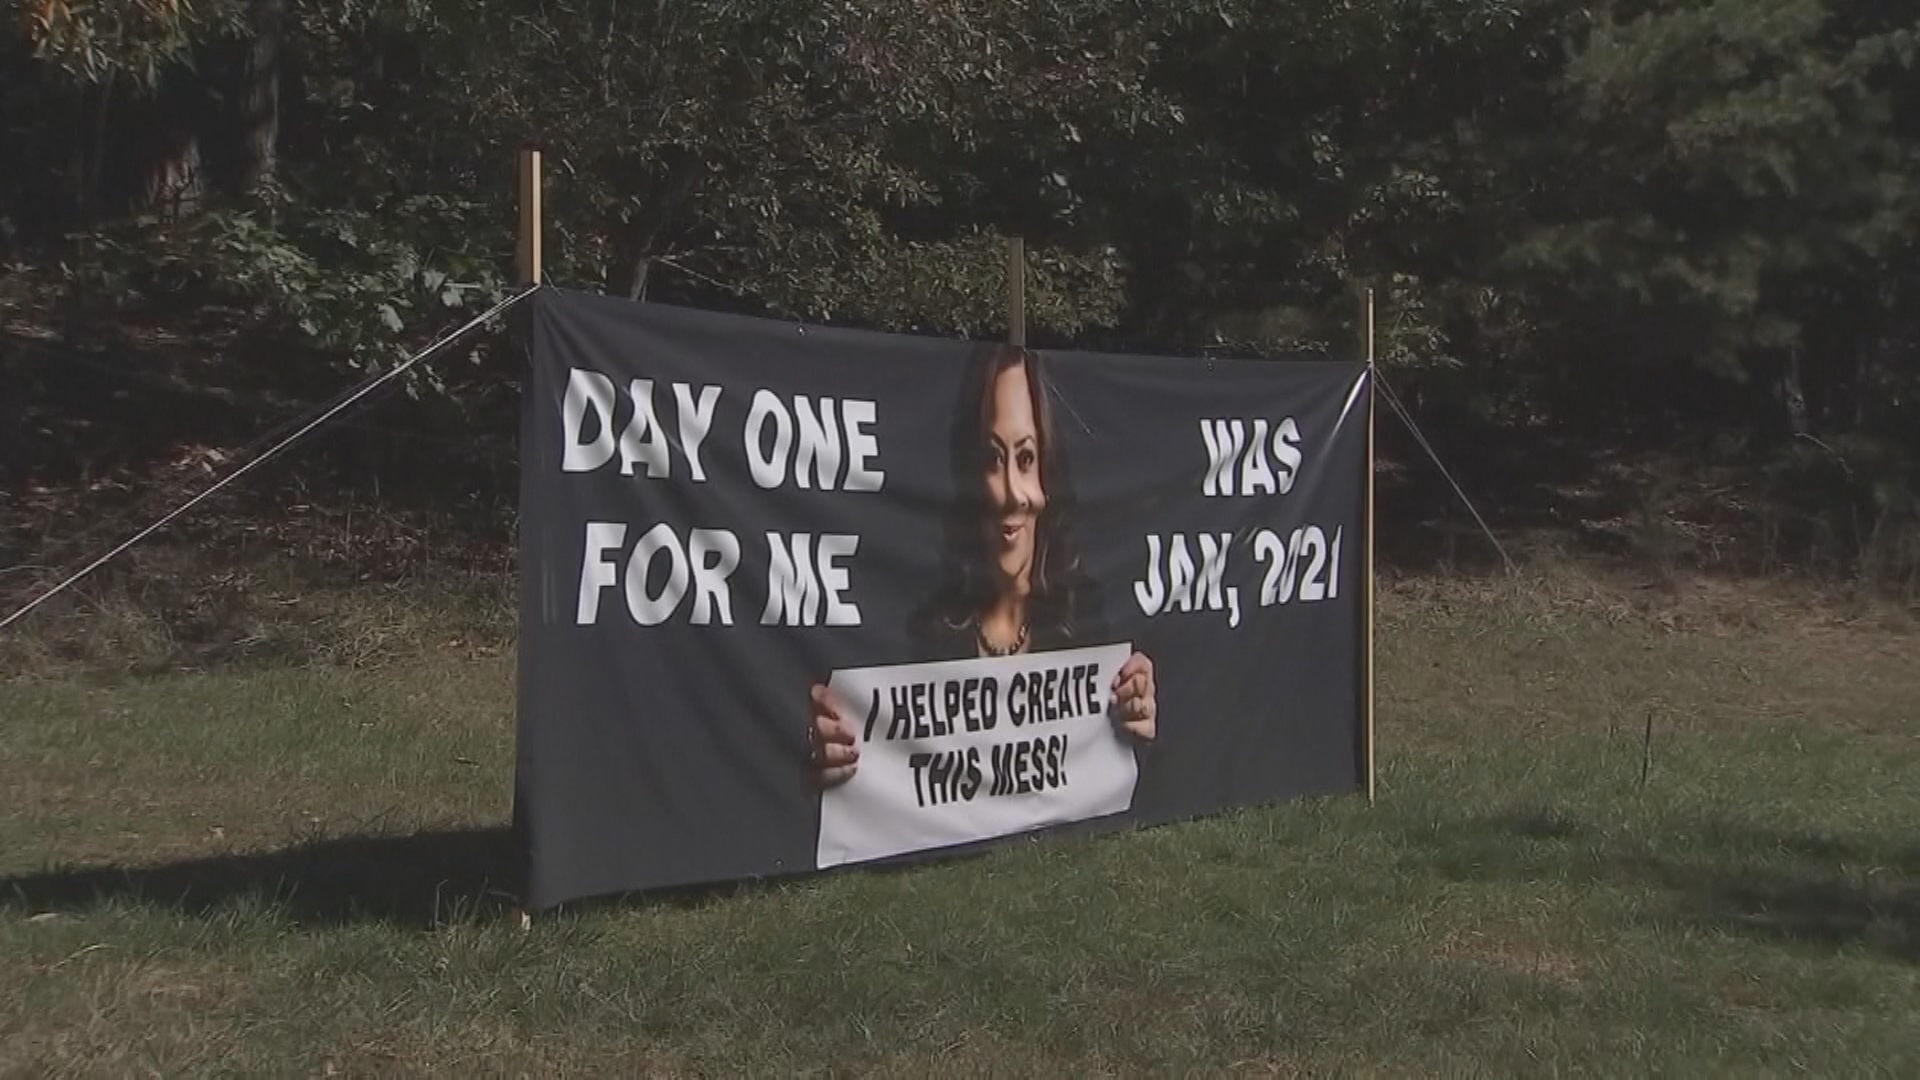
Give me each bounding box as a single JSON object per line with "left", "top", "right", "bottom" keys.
{"left": 1110, "top": 652, "right": 1157, "bottom": 743}
{"left": 809, "top": 683, "right": 859, "bottom": 788}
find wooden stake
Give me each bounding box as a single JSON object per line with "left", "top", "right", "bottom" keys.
{"left": 516, "top": 148, "right": 544, "bottom": 287}
{"left": 1639, "top": 709, "right": 1655, "bottom": 789}
{"left": 505, "top": 122, "right": 537, "bottom": 911}
{"left": 1363, "top": 287, "right": 1377, "bottom": 804}
{"left": 1007, "top": 236, "right": 1026, "bottom": 346}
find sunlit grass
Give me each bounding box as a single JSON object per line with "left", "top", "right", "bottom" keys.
{"left": 4, "top": 570, "right": 1917, "bottom": 1074}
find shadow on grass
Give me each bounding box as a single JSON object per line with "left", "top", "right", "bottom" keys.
{"left": 1693, "top": 870, "right": 1920, "bottom": 962}
{"left": 1406, "top": 808, "right": 1920, "bottom": 964}
{"left": 0, "top": 829, "right": 527, "bottom": 929}
{"left": 0, "top": 828, "right": 946, "bottom": 930}
{"left": 0, "top": 828, "right": 784, "bottom": 929}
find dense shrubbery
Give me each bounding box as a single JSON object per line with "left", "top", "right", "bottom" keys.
{"left": 5, "top": 0, "right": 1917, "bottom": 583}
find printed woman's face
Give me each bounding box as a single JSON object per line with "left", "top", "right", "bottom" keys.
{"left": 984, "top": 361, "right": 1047, "bottom": 592}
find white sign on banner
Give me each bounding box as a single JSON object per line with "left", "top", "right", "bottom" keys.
{"left": 816, "top": 642, "right": 1139, "bottom": 869}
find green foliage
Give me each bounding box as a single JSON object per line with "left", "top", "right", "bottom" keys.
{"left": 61, "top": 187, "right": 507, "bottom": 386}
{"left": 437, "top": 0, "right": 1173, "bottom": 329}
{"left": 1508, "top": 0, "right": 1918, "bottom": 378}
{"left": 19, "top": 0, "right": 242, "bottom": 86}
{"left": 4, "top": 0, "right": 1919, "bottom": 577}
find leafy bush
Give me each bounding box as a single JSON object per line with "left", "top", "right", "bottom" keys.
{"left": 59, "top": 186, "right": 508, "bottom": 389}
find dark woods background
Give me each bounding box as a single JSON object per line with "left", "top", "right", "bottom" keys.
{"left": 5, "top": 0, "right": 1919, "bottom": 643}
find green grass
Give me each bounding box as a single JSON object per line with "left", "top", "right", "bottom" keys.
{"left": 4, "top": 569, "right": 1918, "bottom": 1075}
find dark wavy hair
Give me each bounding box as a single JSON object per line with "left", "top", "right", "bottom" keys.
{"left": 911, "top": 344, "right": 1096, "bottom": 649}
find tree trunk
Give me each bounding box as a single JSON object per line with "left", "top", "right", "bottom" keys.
{"left": 97, "top": 0, "right": 283, "bottom": 220}
{"left": 626, "top": 258, "right": 653, "bottom": 302}
{"left": 1780, "top": 346, "right": 1810, "bottom": 437}
{"left": 604, "top": 148, "right": 705, "bottom": 299}
{"left": 119, "top": 72, "right": 208, "bottom": 221}
{"left": 217, "top": 0, "right": 285, "bottom": 195}
{"left": 75, "top": 74, "right": 117, "bottom": 225}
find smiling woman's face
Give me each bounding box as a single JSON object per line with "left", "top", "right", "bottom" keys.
{"left": 983, "top": 360, "right": 1047, "bottom": 594}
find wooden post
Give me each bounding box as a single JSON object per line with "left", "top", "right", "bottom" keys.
{"left": 1007, "top": 236, "right": 1026, "bottom": 346}
{"left": 513, "top": 147, "right": 541, "bottom": 926}
{"left": 1363, "top": 287, "right": 1377, "bottom": 804}
{"left": 516, "top": 147, "right": 543, "bottom": 287}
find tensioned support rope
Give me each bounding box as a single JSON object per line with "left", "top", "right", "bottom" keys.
{"left": 0, "top": 284, "right": 542, "bottom": 633}
{"left": 1371, "top": 365, "right": 1518, "bottom": 575}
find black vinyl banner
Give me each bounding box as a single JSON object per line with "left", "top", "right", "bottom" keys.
{"left": 516, "top": 288, "right": 1371, "bottom": 908}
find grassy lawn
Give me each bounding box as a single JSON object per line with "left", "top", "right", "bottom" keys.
{"left": 3, "top": 569, "right": 1917, "bottom": 1075}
